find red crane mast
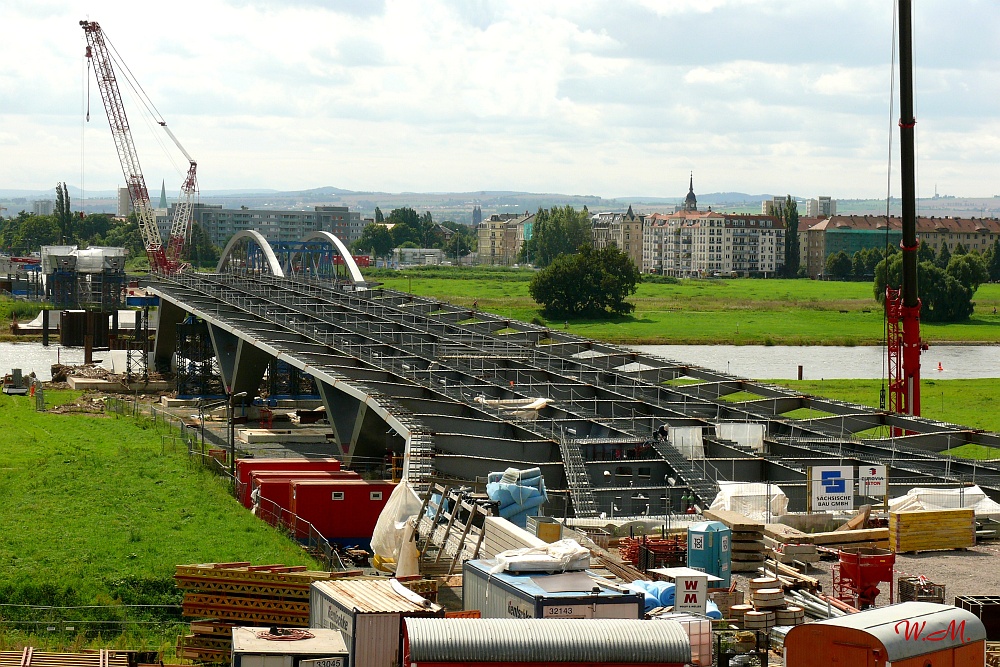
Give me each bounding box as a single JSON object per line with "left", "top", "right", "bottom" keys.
{"left": 887, "top": 0, "right": 922, "bottom": 417}
{"left": 81, "top": 20, "right": 196, "bottom": 274}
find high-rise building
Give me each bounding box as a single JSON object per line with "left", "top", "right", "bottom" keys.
{"left": 32, "top": 200, "right": 54, "bottom": 216}
{"left": 117, "top": 187, "right": 133, "bottom": 218}
{"left": 806, "top": 196, "right": 837, "bottom": 217}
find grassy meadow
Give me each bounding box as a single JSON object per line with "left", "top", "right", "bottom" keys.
{"left": 375, "top": 268, "right": 1000, "bottom": 345}
{"left": 0, "top": 390, "right": 319, "bottom": 654}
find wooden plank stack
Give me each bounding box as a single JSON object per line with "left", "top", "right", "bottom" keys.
{"left": 889, "top": 508, "right": 976, "bottom": 553}
{"left": 764, "top": 523, "right": 889, "bottom": 551}
{"left": 0, "top": 650, "right": 129, "bottom": 667}
{"left": 702, "top": 509, "right": 764, "bottom": 572}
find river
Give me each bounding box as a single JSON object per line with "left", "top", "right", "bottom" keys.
{"left": 0, "top": 341, "right": 996, "bottom": 383}
{"left": 632, "top": 344, "right": 1000, "bottom": 380}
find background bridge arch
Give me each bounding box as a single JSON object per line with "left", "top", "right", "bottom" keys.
{"left": 216, "top": 230, "right": 285, "bottom": 277}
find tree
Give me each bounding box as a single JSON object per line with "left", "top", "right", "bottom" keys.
{"left": 936, "top": 242, "right": 951, "bottom": 269}
{"left": 529, "top": 244, "right": 639, "bottom": 318}
{"left": 782, "top": 195, "right": 799, "bottom": 277}
{"left": 390, "top": 222, "right": 420, "bottom": 247}
{"left": 55, "top": 182, "right": 73, "bottom": 243}
{"left": 527, "top": 205, "right": 592, "bottom": 267}
{"left": 374, "top": 207, "right": 384, "bottom": 224}
{"left": 825, "top": 250, "right": 852, "bottom": 280}
{"left": 352, "top": 223, "right": 394, "bottom": 262}
{"left": 946, "top": 253, "right": 988, "bottom": 294}
{"left": 986, "top": 239, "right": 1000, "bottom": 282}
{"left": 953, "top": 242, "right": 968, "bottom": 256}
{"left": 874, "top": 254, "right": 979, "bottom": 322}
{"left": 96, "top": 213, "right": 145, "bottom": 260}
{"left": 185, "top": 221, "right": 221, "bottom": 268}
{"left": 917, "top": 239, "right": 935, "bottom": 264}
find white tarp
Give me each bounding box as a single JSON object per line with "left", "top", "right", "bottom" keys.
{"left": 709, "top": 481, "right": 789, "bottom": 522}
{"left": 370, "top": 481, "right": 423, "bottom": 565}
{"left": 668, "top": 426, "right": 705, "bottom": 459}
{"left": 889, "top": 485, "right": 1000, "bottom": 518}
{"left": 488, "top": 538, "right": 591, "bottom": 573}
{"left": 714, "top": 422, "right": 766, "bottom": 452}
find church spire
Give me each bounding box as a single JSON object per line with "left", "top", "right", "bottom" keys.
{"left": 159, "top": 180, "right": 168, "bottom": 209}
{"left": 684, "top": 172, "right": 698, "bottom": 211}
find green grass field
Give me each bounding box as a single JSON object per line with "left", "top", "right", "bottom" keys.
{"left": 0, "top": 390, "right": 319, "bottom": 654}
{"left": 375, "top": 269, "right": 1000, "bottom": 345}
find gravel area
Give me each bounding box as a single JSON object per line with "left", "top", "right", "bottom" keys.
{"left": 734, "top": 542, "right": 1000, "bottom": 607}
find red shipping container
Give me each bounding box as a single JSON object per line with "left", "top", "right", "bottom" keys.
{"left": 234, "top": 458, "right": 342, "bottom": 506}
{"left": 290, "top": 479, "right": 396, "bottom": 546}
{"left": 251, "top": 470, "right": 361, "bottom": 512}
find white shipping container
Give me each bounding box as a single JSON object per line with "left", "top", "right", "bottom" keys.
{"left": 462, "top": 559, "right": 643, "bottom": 619}
{"left": 309, "top": 580, "right": 443, "bottom": 667}
{"left": 231, "top": 626, "right": 348, "bottom": 667}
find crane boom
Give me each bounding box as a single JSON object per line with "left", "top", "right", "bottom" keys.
{"left": 81, "top": 20, "right": 194, "bottom": 274}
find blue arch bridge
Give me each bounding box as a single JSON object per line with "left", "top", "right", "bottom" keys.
{"left": 144, "top": 231, "right": 1000, "bottom": 517}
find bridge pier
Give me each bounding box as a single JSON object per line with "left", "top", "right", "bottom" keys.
{"left": 207, "top": 324, "right": 272, "bottom": 397}
{"left": 153, "top": 299, "right": 186, "bottom": 372}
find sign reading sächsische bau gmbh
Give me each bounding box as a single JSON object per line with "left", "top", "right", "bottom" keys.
{"left": 810, "top": 465, "right": 854, "bottom": 511}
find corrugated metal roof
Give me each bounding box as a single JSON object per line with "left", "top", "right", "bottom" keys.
{"left": 809, "top": 601, "right": 986, "bottom": 661}
{"left": 404, "top": 618, "right": 690, "bottom": 663}
{"left": 313, "top": 580, "right": 434, "bottom": 614}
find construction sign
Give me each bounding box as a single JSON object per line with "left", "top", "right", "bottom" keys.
{"left": 859, "top": 465, "right": 888, "bottom": 498}
{"left": 809, "top": 465, "right": 855, "bottom": 512}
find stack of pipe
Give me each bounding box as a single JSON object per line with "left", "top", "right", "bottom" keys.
{"left": 784, "top": 589, "right": 858, "bottom": 620}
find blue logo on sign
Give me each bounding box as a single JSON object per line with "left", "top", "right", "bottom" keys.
{"left": 821, "top": 470, "right": 845, "bottom": 493}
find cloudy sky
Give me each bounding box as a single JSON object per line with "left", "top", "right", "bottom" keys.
{"left": 3, "top": 0, "right": 999, "bottom": 200}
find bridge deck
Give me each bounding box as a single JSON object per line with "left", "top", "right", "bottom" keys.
{"left": 149, "top": 273, "right": 1000, "bottom": 515}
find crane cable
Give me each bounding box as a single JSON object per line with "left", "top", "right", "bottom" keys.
{"left": 880, "top": 2, "right": 899, "bottom": 413}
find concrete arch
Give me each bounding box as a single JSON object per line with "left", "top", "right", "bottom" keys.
{"left": 299, "top": 231, "right": 366, "bottom": 285}
{"left": 217, "top": 230, "right": 285, "bottom": 277}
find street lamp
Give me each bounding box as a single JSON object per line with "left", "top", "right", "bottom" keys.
{"left": 603, "top": 470, "right": 612, "bottom": 518}
{"left": 664, "top": 475, "right": 677, "bottom": 535}
{"left": 229, "top": 391, "right": 248, "bottom": 481}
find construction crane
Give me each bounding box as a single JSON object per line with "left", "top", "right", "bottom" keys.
{"left": 886, "top": 0, "right": 923, "bottom": 418}
{"left": 80, "top": 20, "right": 197, "bottom": 274}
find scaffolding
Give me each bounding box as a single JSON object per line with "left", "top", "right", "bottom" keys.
{"left": 176, "top": 319, "right": 224, "bottom": 398}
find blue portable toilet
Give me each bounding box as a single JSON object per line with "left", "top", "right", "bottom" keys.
{"left": 687, "top": 520, "right": 732, "bottom": 588}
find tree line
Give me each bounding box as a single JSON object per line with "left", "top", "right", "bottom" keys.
{"left": 351, "top": 206, "right": 477, "bottom": 262}
{"left": 0, "top": 185, "right": 220, "bottom": 268}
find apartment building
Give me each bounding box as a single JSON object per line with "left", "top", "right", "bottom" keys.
{"left": 592, "top": 205, "right": 644, "bottom": 270}
{"left": 802, "top": 215, "right": 1000, "bottom": 278}
{"left": 476, "top": 212, "right": 534, "bottom": 265}
{"left": 806, "top": 196, "right": 837, "bottom": 217}
{"left": 179, "top": 204, "right": 363, "bottom": 248}
{"left": 644, "top": 210, "right": 785, "bottom": 277}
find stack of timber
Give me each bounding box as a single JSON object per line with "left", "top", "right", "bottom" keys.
{"left": 764, "top": 523, "right": 889, "bottom": 551}
{"left": 703, "top": 509, "right": 764, "bottom": 572}
{"left": 889, "top": 508, "right": 976, "bottom": 553}
{"left": 175, "top": 562, "right": 367, "bottom": 663}
{"left": 0, "top": 650, "right": 129, "bottom": 667}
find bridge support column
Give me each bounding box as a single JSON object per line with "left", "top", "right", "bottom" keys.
{"left": 153, "top": 300, "right": 186, "bottom": 372}
{"left": 316, "top": 381, "right": 362, "bottom": 463}
{"left": 206, "top": 324, "right": 272, "bottom": 396}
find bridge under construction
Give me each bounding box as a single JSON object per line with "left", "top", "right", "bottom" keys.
{"left": 147, "top": 267, "right": 1000, "bottom": 518}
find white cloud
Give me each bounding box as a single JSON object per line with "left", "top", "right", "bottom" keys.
{"left": 1, "top": 0, "right": 999, "bottom": 199}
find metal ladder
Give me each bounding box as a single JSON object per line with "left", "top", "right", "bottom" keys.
{"left": 558, "top": 430, "right": 599, "bottom": 518}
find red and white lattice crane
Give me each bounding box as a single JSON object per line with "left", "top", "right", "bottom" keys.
{"left": 81, "top": 20, "right": 197, "bottom": 274}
